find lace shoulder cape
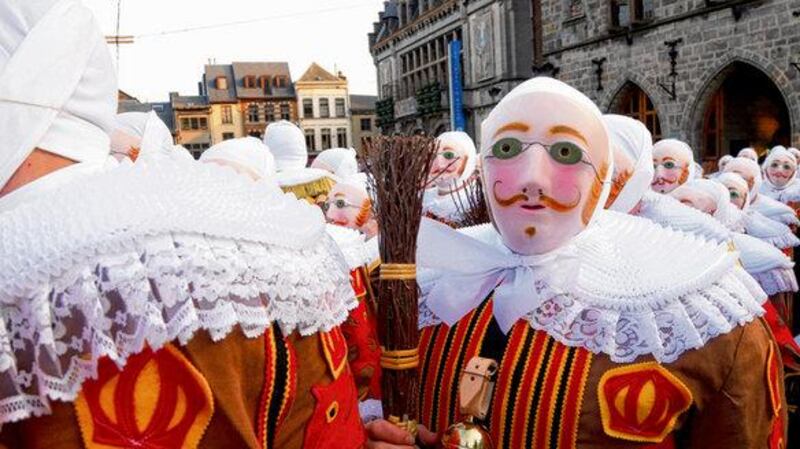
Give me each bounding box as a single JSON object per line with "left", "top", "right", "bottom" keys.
{"left": 0, "top": 159, "right": 356, "bottom": 425}
{"left": 420, "top": 211, "right": 766, "bottom": 364}
{"left": 326, "top": 224, "right": 379, "bottom": 270}
{"left": 638, "top": 190, "right": 732, "bottom": 243}
{"left": 731, "top": 233, "right": 798, "bottom": 296}
{"left": 761, "top": 180, "right": 800, "bottom": 204}
{"left": 751, "top": 195, "right": 800, "bottom": 226}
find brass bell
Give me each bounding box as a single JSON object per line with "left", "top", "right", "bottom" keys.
{"left": 438, "top": 357, "right": 497, "bottom": 449}
{"left": 440, "top": 419, "right": 493, "bottom": 449}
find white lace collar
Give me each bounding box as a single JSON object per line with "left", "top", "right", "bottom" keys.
{"left": 326, "top": 224, "right": 380, "bottom": 270}
{"left": 751, "top": 194, "right": 799, "bottom": 226}
{"left": 637, "top": 190, "right": 732, "bottom": 243}
{"left": 760, "top": 179, "right": 800, "bottom": 204}
{"left": 417, "top": 211, "right": 766, "bottom": 364}
{"left": 0, "top": 158, "right": 356, "bottom": 426}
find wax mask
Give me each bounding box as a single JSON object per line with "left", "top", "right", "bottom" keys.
{"left": 716, "top": 173, "right": 749, "bottom": 210}
{"left": 651, "top": 139, "right": 693, "bottom": 194}
{"left": 670, "top": 186, "right": 718, "bottom": 216}
{"left": 765, "top": 151, "right": 797, "bottom": 188}
{"left": 738, "top": 148, "right": 758, "bottom": 161}
{"left": 722, "top": 157, "right": 761, "bottom": 199}
{"left": 325, "top": 182, "right": 372, "bottom": 232}
{"left": 428, "top": 131, "right": 477, "bottom": 192}
{"left": 480, "top": 78, "right": 611, "bottom": 255}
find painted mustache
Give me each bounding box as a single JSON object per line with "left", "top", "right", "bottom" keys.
{"left": 493, "top": 181, "right": 580, "bottom": 212}
{"left": 651, "top": 176, "right": 676, "bottom": 186}
{"left": 770, "top": 172, "right": 791, "bottom": 179}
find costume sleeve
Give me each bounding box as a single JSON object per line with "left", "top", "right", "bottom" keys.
{"left": 684, "top": 319, "right": 785, "bottom": 449}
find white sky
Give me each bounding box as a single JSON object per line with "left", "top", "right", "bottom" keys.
{"left": 83, "top": 0, "right": 384, "bottom": 102}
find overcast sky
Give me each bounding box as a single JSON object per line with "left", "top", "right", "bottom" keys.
{"left": 83, "top": 0, "right": 384, "bottom": 102}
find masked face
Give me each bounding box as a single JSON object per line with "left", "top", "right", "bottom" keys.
{"left": 766, "top": 154, "right": 796, "bottom": 187}
{"left": 670, "top": 187, "right": 718, "bottom": 216}
{"left": 324, "top": 183, "right": 372, "bottom": 231}
{"left": 428, "top": 145, "right": 468, "bottom": 190}
{"left": 481, "top": 91, "right": 609, "bottom": 255}
{"left": 605, "top": 143, "right": 635, "bottom": 209}
{"left": 718, "top": 177, "right": 748, "bottom": 210}
{"left": 652, "top": 145, "right": 690, "bottom": 194}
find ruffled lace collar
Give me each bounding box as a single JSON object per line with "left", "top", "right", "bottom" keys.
{"left": 326, "top": 224, "right": 380, "bottom": 270}
{"left": 0, "top": 159, "right": 356, "bottom": 426}
{"left": 637, "top": 190, "right": 732, "bottom": 243}
{"left": 418, "top": 211, "right": 766, "bottom": 364}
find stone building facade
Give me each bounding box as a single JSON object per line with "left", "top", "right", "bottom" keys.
{"left": 296, "top": 63, "right": 352, "bottom": 155}
{"left": 368, "top": 0, "right": 535, "bottom": 139}
{"left": 536, "top": 0, "right": 800, "bottom": 168}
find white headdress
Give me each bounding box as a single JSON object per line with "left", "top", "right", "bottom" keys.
{"left": 602, "top": 114, "right": 654, "bottom": 213}
{"left": 201, "top": 136, "right": 276, "bottom": 181}
{"left": 311, "top": 147, "right": 359, "bottom": 179}
{"left": 0, "top": 0, "right": 116, "bottom": 190}
{"left": 263, "top": 120, "right": 308, "bottom": 171}
{"left": 738, "top": 147, "right": 758, "bottom": 161}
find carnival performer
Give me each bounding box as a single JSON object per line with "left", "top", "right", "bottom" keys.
{"left": 0, "top": 2, "right": 367, "bottom": 448}
{"left": 650, "top": 138, "right": 695, "bottom": 193}
{"left": 708, "top": 154, "right": 733, "bottom": 178}
{"left": 366, "top": 77, "right": 784, "bottom": 449}
{"left": 670, "top": 179, "right": 800, "bottom": 370}
{"left": 714, "top": 172, "right": 800, "bottom": 251}
{"left": 422, "top": 131, "right": 478, "bottom": 227}
{"left": 724, "top": 156, "right": 799, "bottom": 227}
{"left": 761, "top": 146, "right": 800, "bottom": 211}
{"left": 264, "top": 120, "right": 337, "bottom": 205}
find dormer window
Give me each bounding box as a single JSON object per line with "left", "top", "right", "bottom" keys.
{"left": 215, "top": 76, "right": 228, "bottom": 90}
{"left": 243, "top": 75, "right": 257, "bottom": 88}
{"left": 259, "top": 75, "right": 270, "bottom": 91}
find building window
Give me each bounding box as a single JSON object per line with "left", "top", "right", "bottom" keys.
{"left": 273, "top": 76, "right": 286, "bottom": 88}
{"left": 611, "top": 83, "right": 662, "bottom": 141}
{"left": 610, "top": 0, "right": 653, "bottom": 27}
{"left": 222, "top": 132, "right": 235, "bottom": 141}
{"left": 303, "top": 99, "right": 314, "bottom": 118}
{"left": 335, "top": 98, "right": 346, "bottom": 117}
{"left": 215, "top": 76, "right": 228, "bottom": 90}
{"left": 265, "top": 104, "right": 275, "bottom": 123}
{"left": 248, "top": 104, "right": 260, "bottom": 123}
{"left": 248, "top": 131, "right": 263, "bottom": 139}
{"left": 259, "top": 76, "right": 270, "bottom": 91}
{"left": 305, "top": 129, "right": 316, "bottom": 152}
{"left": 319, "top": 99, "right": 330, "bottom": 118}
{"left": 336, "top": 128, "right": 348, "bottom": 147}
{"left": 281, "top": 103, "right": 291, "bottom": 120}
{"left": 244, "top": 75, "right": 256, "bottom": 89}
{"left": 221, "top": 105, "right": 233, "bottom": 124}
{"left": 321, "top": 129, "right": 332, "bottom": 150}
{"left": 181, "top": 117, "right": 208, "bottom": 130}
{"left": 360, "top": 118, "right": 372, "bottom": 131}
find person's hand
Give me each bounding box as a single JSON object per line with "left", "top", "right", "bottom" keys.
{"left": 364, "top": 420, "right": 438, "bottom": 448}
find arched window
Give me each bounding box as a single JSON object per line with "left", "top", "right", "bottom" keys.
{"left": 609, "top": 82, "right": 662, "bottom": 140}
{"left": 699, "top": 61, "right": 791, "bottom": 162}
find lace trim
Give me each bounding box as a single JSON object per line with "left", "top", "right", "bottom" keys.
{"left": 326, "top": 225, "right": 376, "bottom": 270}
{"left": 751, "top": 268, "right": 799, "bottom": 296}
{"left": 0, "top": 232, "right": 355, "bottom": 426}
{"left": 638, "top": 191, "right": 731, "bottom": 244}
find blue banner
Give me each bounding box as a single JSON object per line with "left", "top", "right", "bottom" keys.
{"left": 449, "top": 40, "right": 466, "bottom": 132}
